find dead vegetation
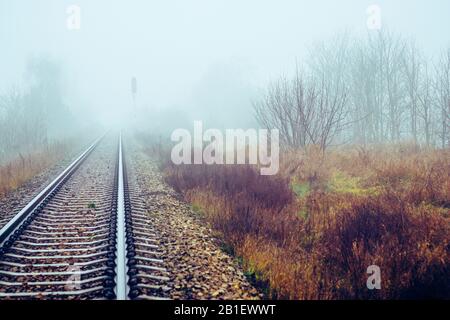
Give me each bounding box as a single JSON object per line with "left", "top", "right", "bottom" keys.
{"left": 151, "top": 143, "right": 450, "bottom": 299}
{"left": 0, "top": 142, "right": 71, "bottom": 199}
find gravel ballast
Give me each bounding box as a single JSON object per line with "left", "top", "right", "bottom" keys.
{"left": 127, "top": 140, "right": 261, "bottom": 300}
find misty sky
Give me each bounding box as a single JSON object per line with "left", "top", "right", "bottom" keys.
{"left": 1, "top": 0, "right": 449, "bottom": 128}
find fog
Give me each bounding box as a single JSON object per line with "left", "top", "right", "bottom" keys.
{"left": 1, "top": 0, "right": 449, "bottom": 145}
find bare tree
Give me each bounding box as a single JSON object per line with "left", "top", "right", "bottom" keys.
{"left": 433, "top": 48, "right": 450, "bottom": 148}
{"left": 254, "top": 77, "right": 297, "bottom": 147}
{"left": 255, "top": 31, "right": 447, "bottom": 149}
{"left": 417, "top": 63, "right": 434, "bottom": 146}
{"left": 0, "top": 86, "right": 47, "bottom": 163}
{"left": 303, "top": 75, "right": 349, "bottom": 150}
{"left": 0, "top": 87, "right": 23, "bottom": 160}
{"left": 402, "top": 41, "right": 422, "bottom": 144}
{"left": 254, "top": 68, "right": 348, "bottom": 151}
{"left": 254, "top": 73, "right": 310, "bottom": 148}
{"left": 374, "top": 31, "right": 407, "bottom": 142}
{"left": 347, "top": 35, "right": 383, "bottom": 144}
{"left": 0, "top": 55, "right": 71, "bottom": 163}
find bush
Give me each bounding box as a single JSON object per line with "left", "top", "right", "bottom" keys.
{"left": 146, "top": 139, "right": 450, "bottom": 299}
{"left": 0, "top": 142, "right": 71, "bottom": 198}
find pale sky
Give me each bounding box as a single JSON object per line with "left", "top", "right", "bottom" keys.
{"left": 1, "top": 0, "right": 449, "bottom": 127}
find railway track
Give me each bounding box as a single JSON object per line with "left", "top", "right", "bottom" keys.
{"left": 0, "top": 133, "right": 170, "bottom": 300}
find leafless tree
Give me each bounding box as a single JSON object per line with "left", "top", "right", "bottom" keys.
{"left": 254, "top": 73, "right": 310, "bottom": 148}
{"left": 402, "top": 41, "right": 422, "bottom": 144}
{"left": 372, "top": 31, "right": 407, "bottom": 142}
{"left": 255, "top": 31, "right": 447, "bottom": 150}
{"left": 347, "top": 36, "right": 382, "bottom": 144}
{"left": 0, "top": 56, "right": 72, "bottom": 163}
{"left": 254, "top": 68, "right": 348, "bottom": 151}
{"left": 417, "top": 63, "right": 434, "bottom": 146}
{"left": 433, "top": 48, "right": 450, "bottom": 148}
{"left": 346, "top": 30, "right": 407, "bottom": 144}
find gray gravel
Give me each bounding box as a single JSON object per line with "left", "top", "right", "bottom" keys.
{"left": 127, "top": 139, "right": 261, "bottom": 300}
{"left": 0, "top": 139, "right": 91, "bottom": 230}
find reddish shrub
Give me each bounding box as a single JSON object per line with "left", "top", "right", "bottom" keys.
{"left": 141, "top": 137, "right": 450, "bottom": 299}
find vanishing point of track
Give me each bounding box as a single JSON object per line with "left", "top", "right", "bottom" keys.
{"left": 0, "top": 133, "right": 170, "bottom": 300}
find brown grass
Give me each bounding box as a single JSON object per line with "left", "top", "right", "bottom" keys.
{"left": 147, "top": 142, "right": 450, "bottom": 299}
{"left": 0, "top": 142, "right": 72, "bottom": 199}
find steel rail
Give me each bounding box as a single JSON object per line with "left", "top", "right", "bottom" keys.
{"left": 115, "top": 132, "right": 129, "bottom": 299}
{"left": 116, "top": 135, "right": 170, "bottom": 300}
{"left": 0, "top": 133, "right": 152, "bottom": 300}
{"left": 0, "top": 135, "right": 104, "bottom": 248}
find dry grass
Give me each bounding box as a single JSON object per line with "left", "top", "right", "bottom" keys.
{"left": 0, "top": 142, "right": 71, "bottom": 199}
{"left": 147, "top": 141, "right": 450, "bottom": 299}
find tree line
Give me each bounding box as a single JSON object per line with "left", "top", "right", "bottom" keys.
{"left": 254, "top": 30, "right": 450, "bottom": 150}
{"left": 0, "top": 56, "right": 73, "bottom": 163}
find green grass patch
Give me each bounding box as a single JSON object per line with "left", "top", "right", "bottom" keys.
{"left": 297, "top": 208, "right": 308, "bottom": 219}
{"left": 243, "top": 262, "right": 271, "bottom": 297}
{"left": 327, "top": 171, "right": 379, "bottom": 196}
{"left": 291, "top": 180, "right": 310, "bottom": 198}
{"left": 191, "top": 202, "right": 205, "bottom": 216}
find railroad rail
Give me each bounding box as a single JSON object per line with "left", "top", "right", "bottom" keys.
{"left": 0, "top": 134, "right": 120, "bottom": 299}
{"left": 121, "top": 140, "right": 170, "bottom": 300}
{"left": 0, "top": 133, "right": 169, "bottom": 300}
